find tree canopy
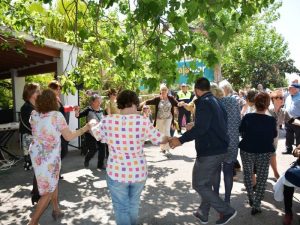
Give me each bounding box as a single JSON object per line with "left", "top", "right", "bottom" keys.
{"left": 223, "top": 23, "right": 300, "bottom": 90}
{"left": 2, "top": 0, "right": 299, "bottom": 95}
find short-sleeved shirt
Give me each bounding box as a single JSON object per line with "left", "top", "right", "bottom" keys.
{"left": 29, "top": 110, "right": 68, "bottom": 195}
{"left": 285, "top": 92, "right": 300, "bottom": 118}
{"left": 91, "top": 114, "right": 163, "bottom": 183}
{"left": 268, "top": 105, "right": 285, "bottom": 128}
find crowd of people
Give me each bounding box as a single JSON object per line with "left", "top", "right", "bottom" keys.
{"left": 19, "top": 78, "right": 300, "bottom": 225}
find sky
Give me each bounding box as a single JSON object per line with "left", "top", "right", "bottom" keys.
{"left": 273, "top": 0, "right": 300, "bottom": 82}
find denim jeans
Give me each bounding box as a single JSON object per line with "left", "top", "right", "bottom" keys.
{"left": 212, "top": 161, "right": 234, "bottom": 203}
{"left": 107, "top": 175, "right": 146, "bottom": 225}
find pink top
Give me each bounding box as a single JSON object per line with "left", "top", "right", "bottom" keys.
{"left": 91, "top": 114, "right": 163, "bottom": 183}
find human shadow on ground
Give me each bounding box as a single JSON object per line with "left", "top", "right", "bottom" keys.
{"left": 2, "top": 146, "right": 300, "bottom": 225}
{"left": 147, "top": 154, "right": 195, "bottom": 164}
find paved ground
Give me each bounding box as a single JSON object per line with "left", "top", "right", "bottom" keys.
{"left": 0, "top": 129, "right": 300, "bottom": 225}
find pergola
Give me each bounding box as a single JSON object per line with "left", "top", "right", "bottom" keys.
{"left": 0, "top": 34, "right": 80, "bottom": 146}
{"left": 0, "top": 36, "right": 60, "bottom": 79}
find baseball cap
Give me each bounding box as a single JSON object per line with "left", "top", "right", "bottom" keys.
{"left": 181, "top": 83, "right": 187, "bottom": 86}
{"left": 289, "top": 83, "right": 300, "bottom": 88}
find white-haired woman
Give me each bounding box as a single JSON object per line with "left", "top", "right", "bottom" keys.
{"left": 215, "top": 82, "right": 241, "bottom": 203}
{"left": 141, "top": 84, "right": 178, "bottom": 156}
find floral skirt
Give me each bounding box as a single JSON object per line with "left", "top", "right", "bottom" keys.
{"left": 29, "top": 143, "right": 61, "bottom": 196}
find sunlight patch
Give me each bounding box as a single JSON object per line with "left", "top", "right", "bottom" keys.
{"left": 93, "top": 180, "right": 107, "bottom": 188}
{"left": 62, "top": 169, "right": 97, "bottom": 183}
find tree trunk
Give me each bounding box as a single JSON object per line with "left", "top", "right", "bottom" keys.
{"left": 214, "top": 63, "right": 222, "bottom": 84}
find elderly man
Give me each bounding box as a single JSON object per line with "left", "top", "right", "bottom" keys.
{"left": 283, "top": 83, "right": 300, "bottom": 154}
{"left": 176, "top": 83, "right": 194, "bottom": 134}
{"left": 169, "top": 77, "right": 237, "bottom": 225}
{"left": 75, "top": 94, "right": 108, "bottom": 169}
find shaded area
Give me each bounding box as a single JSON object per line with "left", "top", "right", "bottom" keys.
{"left": 1, "top": 136, "right": 300, "bottom": 225}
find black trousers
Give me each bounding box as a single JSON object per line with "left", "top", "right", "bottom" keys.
{"left": 285, "top": 123, "right": 300, "bottom": 152}
{"left": 61, "top": 136, "right": 69, "bottom": 159}
{"left": 85, "top": 133, "right": 108, "bottom": 168}
{"left": 178, "top": 107, "right": 191, "bottom": 132}
{"left": 284, "top": 185, "right": 294, "bottom": 214}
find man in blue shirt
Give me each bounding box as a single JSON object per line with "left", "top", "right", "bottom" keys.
{"left": 284, "top": 83, "right": 300, "bottom": 154}
{"left": 169, "top": 78, "right": 237, "bottom": 225}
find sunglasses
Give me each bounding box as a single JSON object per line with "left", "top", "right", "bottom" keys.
{"left": 273, "top": 96, "right": 284, "bottom": 100}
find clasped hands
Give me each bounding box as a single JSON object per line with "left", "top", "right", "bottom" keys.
{"left": 161, "top": 136, "right": 182, "bottom": 149}
{"left": 161, "top": 122, "right": 195, "bottom": 149}
{"left": 88, "top": 119, "right": 183, "bottom": 149}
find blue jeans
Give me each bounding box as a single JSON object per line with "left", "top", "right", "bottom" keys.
{"left": 212, "top": 161, "right": 234, "bottom": 203}
{"left": 107, "top": 175, "right": 146, "bottom": 225}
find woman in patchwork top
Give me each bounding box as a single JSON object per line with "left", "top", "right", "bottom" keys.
{"left": 90, "top": 90, "right": 168, "bottom": 225}
{"left": 141, "top": 84, "right": 178, "bottom": 157}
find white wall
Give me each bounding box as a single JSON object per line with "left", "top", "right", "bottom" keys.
{"left": 11, "top": 70, "right": 25, "bottom": 121}
{"left": 57, "top": 48, "right": 79, "bottom": 148}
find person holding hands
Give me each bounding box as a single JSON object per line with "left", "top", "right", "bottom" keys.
{"left": 28, "top": 89, "right": 90, "bottom": 225}
{"left": 169, "top": 78, "right": 237, "bottom": 225}
{"left": 75, "top": 94, "right": 107, "bottom": 170}
{"left": 89, "top": 90, "right": 169, "bottom": 225}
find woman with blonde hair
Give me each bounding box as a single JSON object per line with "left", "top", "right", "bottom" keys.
{"left": 28, "top": 89, "right": 90, "bottom": 225}
{"left": 141, "top": 84, "right": 178, "bottom": 156}
{"left": 268, "top": 89, "right": 285, "bottom": 179}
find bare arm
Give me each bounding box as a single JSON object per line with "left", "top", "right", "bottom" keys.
{"left": 61, "top": 124, "right": 90, "bottom": 141}
{"left": 183, "top": 102, "right": 195, "bottom": 112}
{"left": 106, "top": 106, "right": 111, "bottom": 115}
{"left": 183, "top": 96, "right": 197, "bottom": 112}
{"left": 139, "top": 101, "right": 146, "bottom": 108}
{"left": 241, "top": 104, "right": 248, "bottom": 117}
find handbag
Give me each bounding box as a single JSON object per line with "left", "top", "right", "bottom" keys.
{"left": 285, "top": 159, "right": 300, "bottom": 187}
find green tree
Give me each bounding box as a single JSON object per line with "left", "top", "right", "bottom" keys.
{"left": 0, "top": 0, "right": 277, "bottom": 93}
{"left": 0, "top": 80, "right": 13, "bottom": 109}
{"left": 222, "top": 23, "right": 300, "bottom": 90}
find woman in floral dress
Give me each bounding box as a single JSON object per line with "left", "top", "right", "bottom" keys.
{"left": 28, "top": 89, "right": 90, "bottom": 225}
